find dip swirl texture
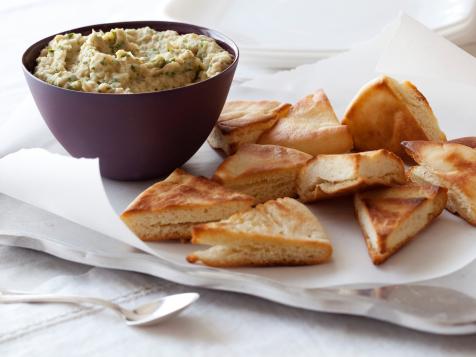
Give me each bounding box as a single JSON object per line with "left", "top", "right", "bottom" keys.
{"left": 34, "top": 27, "right": 234, "bottom": 93}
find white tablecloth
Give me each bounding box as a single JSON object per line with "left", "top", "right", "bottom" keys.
{"left": 1, "top": 1, "right": 476, "bottom": 355}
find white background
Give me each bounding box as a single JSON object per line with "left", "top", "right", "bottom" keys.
{"left": 1, "top": 1, "right": 476, "bottom": 355}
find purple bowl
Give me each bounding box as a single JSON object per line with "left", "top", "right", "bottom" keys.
{"left": 22, "top": 21, "right": 238, "bottom": 180}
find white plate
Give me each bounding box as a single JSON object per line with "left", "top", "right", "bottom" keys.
{"left": 1, "top": 228, "right": 475, "bottom": 335}
{"left": 163, "top": 0, "right": 476, "bottom": 67}
{"left": 2, "top": 14, "right": 476, "bottom": 335}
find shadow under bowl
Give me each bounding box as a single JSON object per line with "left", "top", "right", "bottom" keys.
{"left": 22, "top": 20, "right": 238, "bottom": 180}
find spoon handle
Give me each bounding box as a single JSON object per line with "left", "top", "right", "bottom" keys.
{"left": 0, "top": 293, "right": 132, "bottom": 319}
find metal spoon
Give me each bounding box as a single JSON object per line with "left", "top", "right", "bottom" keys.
{"left": 0, "top": 289, "right": 199, "bottom": 326}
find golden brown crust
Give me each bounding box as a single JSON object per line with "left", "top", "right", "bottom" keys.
{"left": 185, "top": 254, "right": 198, "bottom": 263}
{"left": 187, "top": 197, "right": 332, "bottom": 267}
{"left": 121, "top": 168, "right": 254, "bottom": 217}
{"left": 139, "top": 230, "right": 191, "bottom": 242}
{"left": 363, "top": 229, "right": 418, "bottom": 265}
{"left": 216, "top": 101, "right": 291, "bottom": 134}
{"left": 207, "top": 100, "right": 291, "bottom": 155}
{"left": 403, "top": 140, "right": 476, "bottom": 225}
{"left": 358, "top": 184, "right": 441, "bottom": 241}
{"left": 363, "top": 203, "right": 445, "bottom": 265}
{"left": 355, "top": 183, "right": 447, "bottom": 265}
{"left": 186, "top": 249, "right": 331, "bottom": 267}
{"left": 401, "top": 81, "right": 435, "bottom": 115}
{"left": 258, "top": 90, "right": 353, "bottom": 155}
{"left": 342, "top": 76, "right": 445, "bottom": 160}
{"left": 191, "top": 197, "right": 325, "bottom": 242}
{"left": 448, "top": 137, "right": 476, "bottom": 149}
{"left": 402, "top": 141, "right": 476, "bottom": 172}
{"left": 297, "top": 149, "right": 407, "bottom": 202}
{"left": 190, "top": 224, "right": 332, "bottom": 248}
{"left": 263, "top": 91, "right": 335, "bottom": 130}
{"left": 301, "top": 176, "right": 406, "bottom": 202}
{"left": 187, "top": 235, "right": 332, "bottom": 267}
{"left": 259, "top": 124, "right": 353, "bottom": 155}
{"left": 407, "top": 165, "right": 476, "bottom": 226}
{"left": 363, "top": 197, "right": 425, "bottom": 240}
{"left": 212, "top": 144, "right": 312, "bottom": 183}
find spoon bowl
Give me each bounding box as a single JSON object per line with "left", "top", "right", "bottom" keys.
{"left": 126, "top": 292, "right": 200, "bottom": 326}
{"left": 0, "top": 289, "right": 199, "bottom": 327}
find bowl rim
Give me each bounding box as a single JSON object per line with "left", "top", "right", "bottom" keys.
{"left": 22, "top": 20, "right": 239, "bottom": 96}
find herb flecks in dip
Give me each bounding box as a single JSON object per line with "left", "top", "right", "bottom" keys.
{"left": 34, "top": 27, "right": 233, "bottom": 93}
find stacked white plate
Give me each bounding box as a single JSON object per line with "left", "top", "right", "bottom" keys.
{"left": 162, "top": 0, "right": 476, "bottom": 68}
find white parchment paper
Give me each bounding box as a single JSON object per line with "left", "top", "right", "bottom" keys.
{"left": 0, "top": 14, "right": 475, "bottom": 288}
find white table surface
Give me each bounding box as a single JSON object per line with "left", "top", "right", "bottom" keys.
{"left": 1, "top": 1, "right": 476, "bottom": 355}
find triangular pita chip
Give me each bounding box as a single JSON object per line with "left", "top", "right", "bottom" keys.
{"left": 121, "top": 169, "right": 254, "bottom": 241}
{"left": 187, "top": 197, "right": 332, "bottom": 267}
